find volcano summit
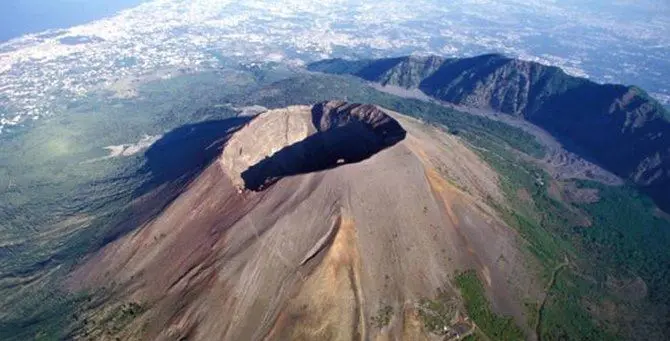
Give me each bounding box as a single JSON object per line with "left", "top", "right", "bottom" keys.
{"left": 66, "top": 101, "right": 536, "bottom": 341}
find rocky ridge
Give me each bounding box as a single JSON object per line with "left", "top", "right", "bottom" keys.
{"left": 309, "top": 54, "right": 670, "bottom": 211}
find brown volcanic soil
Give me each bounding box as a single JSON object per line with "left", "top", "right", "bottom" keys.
{"left": 67, "top": 101, "right": 541, "bottom": 341}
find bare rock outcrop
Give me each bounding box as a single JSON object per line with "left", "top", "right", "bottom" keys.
{"left": 219, "top": 105, "right": 314, "bottom": 188}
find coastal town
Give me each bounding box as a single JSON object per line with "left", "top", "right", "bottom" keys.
{"left": 0, "top": 0, "right": 668, "bottom": 133}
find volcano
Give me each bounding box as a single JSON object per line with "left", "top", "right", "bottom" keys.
{"left": 67, "top": 101, "right": 539, "bottom": 341}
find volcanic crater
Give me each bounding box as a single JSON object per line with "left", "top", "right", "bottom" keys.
{"left": 67, "top": 100, "right": 538, "bottom": 341}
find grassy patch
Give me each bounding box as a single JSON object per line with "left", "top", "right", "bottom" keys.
{"left": 455, "top": 271, "right": 525, "bottom": 341}
{"left": 539, "top": 271, "right": 611, "bottom": 341}
{"left": 77, "top": 301, "right": 146, "bottom": 339}
{"left": 371, "top": 305, "right": 393, "bottom": 328}
{"left": 417, "top": 288, "right": 460, "bottom": 334}
{"left": 574, "top": 181, "right": 670, "bottom": 314}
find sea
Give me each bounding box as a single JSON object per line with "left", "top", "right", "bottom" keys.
{"left": 0, "top": 0, "right": 146, "bottom": 42}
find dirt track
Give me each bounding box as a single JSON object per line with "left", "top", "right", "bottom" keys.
{"left": 534, "top": 256, "right": 570, "bottom": 341}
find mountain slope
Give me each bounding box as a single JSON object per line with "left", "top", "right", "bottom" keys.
{"left": 308, "top": 55, "right": 670, "bottom": 211}
{"left": 3, "top": 61, "right": 668, "bottom": 341}
{"left": 66, "top": 101, "right": 539, "bottom": 341}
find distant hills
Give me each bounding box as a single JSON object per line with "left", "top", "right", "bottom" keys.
{"left": 309, "top": 54, "right": 670, "bottom": 211}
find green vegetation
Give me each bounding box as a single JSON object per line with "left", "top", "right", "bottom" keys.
{"left": 107, "top": 302, "right": 145, "bottom": 331}
{"left": 574, "top": 181, "right": 670, "bottom": 316}
{"left": 455, "top": 271, "right": 525, "bottom": 341}
{"left": 473, "top": 145, "right": 615, "bottom": 339}
{"left": 538, "top": 271, "right": 610, "bottom": 341}
{"left": 417, "top": 288, "right": 460, "bottom": 334}
{"left": 0, "top": 284, "right": 96, "bottom": 341}
{"left": 470, "top": 123, "right": 668, "bottom": 339}
{"left": 462, "top": 334, "right": 486, "bottom": 341}
{"left": 371, "top": 305, "right": 393, "bottom": 328}
{"left": 77, "top": 301, "right": 146, "bottom": 339}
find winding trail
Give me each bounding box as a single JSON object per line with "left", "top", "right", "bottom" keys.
{"left": 534, "top": 256, "right": 570, "bottom": 341}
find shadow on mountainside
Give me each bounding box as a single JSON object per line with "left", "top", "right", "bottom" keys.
{"left": 137, "top": 117, "right": 251, "bottom": 194}
{"left": 100, "top": 117, "right": 251, "bottom": 245}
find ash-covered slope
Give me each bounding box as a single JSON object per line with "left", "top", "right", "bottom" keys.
{"left": 309, "top": 55, "right": 670, "bottom": 211}
{"left": 67, "top": 101, "right": 538, "bottom": 341}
